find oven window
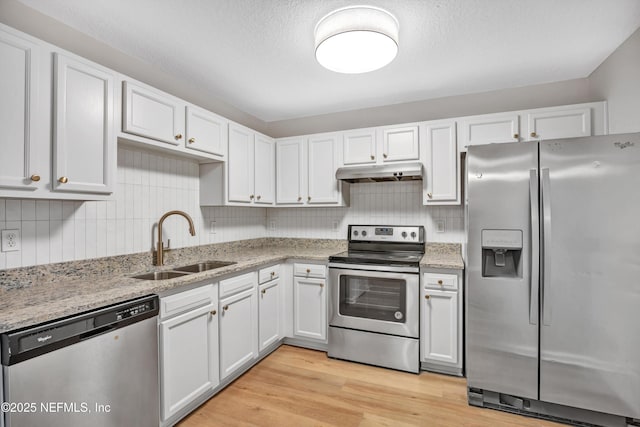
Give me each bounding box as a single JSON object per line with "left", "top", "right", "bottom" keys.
{"left": 339, "top": 275, "right": 406, "bottom": 323}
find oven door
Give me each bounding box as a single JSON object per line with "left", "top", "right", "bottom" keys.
{"left": 329, "top": 266, "right": 419, "bottom": 338}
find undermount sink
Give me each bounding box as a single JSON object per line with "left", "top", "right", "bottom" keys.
{"left": 173, "top": 261, "right": 237, "bottom": 273}
{"left": 131, "top": 271, "right": 191, "bottom": 280}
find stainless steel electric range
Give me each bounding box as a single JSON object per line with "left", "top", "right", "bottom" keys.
{"left": 328, "top": 225, "right": 425, "bottom": 373}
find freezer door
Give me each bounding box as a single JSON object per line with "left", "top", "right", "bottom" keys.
{"left": 539, "top": 133, "right": 640, "bottom": 418}
{"left": 466, "top": 142, "right": 539, "bottom": 399}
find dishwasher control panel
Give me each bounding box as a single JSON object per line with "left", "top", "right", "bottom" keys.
{"left": 116, "top": 301, "right": 154, "bottom": 320}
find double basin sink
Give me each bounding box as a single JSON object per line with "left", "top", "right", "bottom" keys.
{"left": 132, "top": 261, "right": 237, "bottom": 280}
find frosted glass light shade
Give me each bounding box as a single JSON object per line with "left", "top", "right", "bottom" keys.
{"left": 315, "top": 6, "right": 399, "bottom": 74}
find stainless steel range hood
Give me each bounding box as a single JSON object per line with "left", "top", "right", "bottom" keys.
{"left": 335, "top": 162, "right": 423, "bottom": 183}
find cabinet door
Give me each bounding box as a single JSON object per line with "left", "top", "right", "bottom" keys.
{"left": 0, "top": 29, "right": 42, "bottom": 191}
{"left": 380, "top": 125, "right": 419, "bottom": 162}
{"left": 421, "top": 289, "right": 458, "bottom": 364}
{"left": 423, "top": 121, "right": 459, "bottom": 204}
{"left": 343, "top": 129, "right": 376, "bottom": 165}
{"left": 293, "top": 277, "right": 327, "bottom": 341}
{"left": 122, "top": 81, "right": 184, "bottom": 145}
{"left": 227, "top": 123, "right": 254, "bottom": 203}
{"left": 185, "top": 105, "right": 227, "bottom": 157}
{"left": 307, "top": 134, "right": 340, "bottom": 204}
{"left": 160, "top": 304, "right": 219, "bottom": 421}
{"left": 276, "top": 138, "right": 304, "bottom": 204}
{"left": 259, "top": 279, "right": 281, "bottom": 351}
{"left": 53, "top": 53, "right": 115, "bottom": 194}
{"left": 220, "top": 287, "right": 258, "bottom": 379}
{"left": 458, "top": 113, "right": 519, "bottom": 152}
{"left": 254, "top": 134, "right": 275, "bottom": 205}
{"left": 526, "top": 106, "right": 591, "bottom": 141}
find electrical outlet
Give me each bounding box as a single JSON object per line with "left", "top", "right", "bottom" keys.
{"left": 332, "top": 220, "right": 339, "bottom": 230}
{"left": 1, "top": 229, "right": 21, "bottom": 252}
{"left": 269, "top": 220, "right": 276, "bottom": 231}
{"left": 435, "top": 219, "right": 446, "bottom": 233}
{"left": 209, "top": 221, "right": 216, "bottom": 234}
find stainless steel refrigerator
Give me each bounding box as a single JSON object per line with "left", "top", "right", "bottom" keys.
{"left": 466, "top": 133, "right": 640, "bottom": 427}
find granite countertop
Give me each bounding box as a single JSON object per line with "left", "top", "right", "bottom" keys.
{"left": 0, "top": 238, "right": 464, "bottom": 333}
{"left": 420, "top": 242, "right": 464, "bottom": 269}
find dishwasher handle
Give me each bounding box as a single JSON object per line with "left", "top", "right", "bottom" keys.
{"left": 1, "top": 295, "right": 158, "bottom": 366}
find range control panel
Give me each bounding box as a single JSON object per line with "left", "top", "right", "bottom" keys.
{"left": 349, "top": 225, "right": 424, "bottom": 243}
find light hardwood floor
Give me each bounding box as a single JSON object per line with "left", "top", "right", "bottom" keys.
{"left": 179, "top": 345, "right": 564, "bottom": 427}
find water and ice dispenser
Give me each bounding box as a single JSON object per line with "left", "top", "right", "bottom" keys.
{"left": 481, "top": 229, "right": 523, "bottom": 278}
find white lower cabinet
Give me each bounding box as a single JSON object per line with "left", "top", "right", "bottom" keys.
{"left": 159, "top": 285, "right": 219, "bottom": 422}
{"left": 420, "top": 271, "right": 463, "bottom": 375}
{"left": 259, "top": 278, "right": 281, "bottom": 351}
{"left": 219, "top": 285, "right": 258, "bottom": 380}
{"left": 293, "top": 276, "right": 327, "bottom": 342}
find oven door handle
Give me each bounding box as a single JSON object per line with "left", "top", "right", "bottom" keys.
{"left": 328, "top": 263, "right": 419, "bottom": 274}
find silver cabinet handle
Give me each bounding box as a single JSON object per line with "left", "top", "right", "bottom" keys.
{"left": 541, "top": 168, "right": 552, "bottom": 326}
{"left": 529, "top": 169, "right": 539, "bottom": 326}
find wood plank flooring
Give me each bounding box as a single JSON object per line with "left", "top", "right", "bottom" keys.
{"left": 179, "top": 345, "right": 564, "bottom": 427}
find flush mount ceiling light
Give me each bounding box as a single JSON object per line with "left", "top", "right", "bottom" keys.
{"left": 314, "top": 5, "right": 399, "bottom": 74}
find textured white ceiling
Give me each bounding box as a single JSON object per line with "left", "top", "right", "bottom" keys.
{"left": 17, "top": 0, "right": 640, "bottom": 121}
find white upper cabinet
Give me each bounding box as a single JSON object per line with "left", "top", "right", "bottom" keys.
{"left": 307, "top": 133, "right": 340, "bottom": 204}
{"left": 254, "top": 134, "right": 275, "bottom": 204}
{"left": 0, "top": 27, "right": 42, "bottom": 192}
{"left": 421, "top": 120, "right": 459, "bottom": 205}
{"left": 379, "top": 125, "right": 420, "bottom": 162}
{"left": 276, "top": 138, "right": 305, "bottom": 204}
{"left": 185, "top": 105, "right": 227, "bottom": 157}
{"left": 458, "top": 113, "right": 519, "bottom": 152}
{"left": 525, "top": 105, "right": 591, "bottom": 141}
{"left": 227, "top": 123, "right": 255, "bottom": 203}
{"left": 53, "top": 53, "right": 115, "bottom": 194}
{"left": 343, "top": 128, "right": 377, "bottom": 165}
{"left": 122, "top": 81, "right": 184, "bottom": 146}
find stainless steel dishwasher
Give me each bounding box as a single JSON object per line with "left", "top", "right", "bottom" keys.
{"left": 1, "top": 295, "right": 159, "bottom": 427}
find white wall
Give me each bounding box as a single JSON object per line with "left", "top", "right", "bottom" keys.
{"left": 0, "top": 146, "right": 267, "bottom": 269}
{"left": 267, "top": 181, "right": 465, "bottom": 243}
{"left": 589, "top": 27, "right": 640, "bottom": 134}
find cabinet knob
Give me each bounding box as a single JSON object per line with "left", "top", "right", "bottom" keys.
{"left": 30, "top": 174, "right": 41, "bottom": 182}
{"left": 175, "top": 133, "right": 183, "bottom": 140}
{"left": 531, "top": 132, "right": 537, "bottom": 138}
{"left": 210, "top": 310, "right": 217, "bottom": 316}
{"left": 271, "top": 271, "right": 275, "bottom": 276}
{"left": 58, "top": 176, "right": 68, "bottom": 184}
{"left": 188, "top": 137, "right": 196, "bottom": 144}
{"left": 257, "top": 195, "right": 261, "bottom": 200}
{"left": 297, "top": 196, "right": 302, "bottom": 202}
{"left": 307, "top": 196, "right": 311, "bottom": 201}
{"left": 513, "top": 133, "right": 519, "bottom": 139}
{"left": 370, "top": 155, "right": 375, "bottom": 160}
{"left": 383, "top": 153, "right": 388, "bottom": 159}
{"left": 223, "top": 305, "right": 229, "bottom": 311}
{"left": 320, "top": 283, "right": 324, "bottom": 288}
{"left": 261, "top": 289, "right": 266, "bottom": 294}
{"left": 437, "top": 280, "right": 443, "bottom": 285}
{"left": 250, "top": 194, "right": 255, "bottom": 199}
{"left": 427, "top": 192, "right": 433, "bottom": 199}
{"left": 306, "top": 268, "right": 311, "bottom": 273}
{"left": 425, "top": 294, "right": 430, "bottom": 300}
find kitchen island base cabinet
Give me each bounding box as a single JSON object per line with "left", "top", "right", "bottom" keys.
{"left": 159, "top": 285, "right": 219, "bottom": 422}
{"left": 219, "top": 286, "right": 258, "bottom": 380}
{"left": 293, "top": 276, "right": 327, "bottom": 342}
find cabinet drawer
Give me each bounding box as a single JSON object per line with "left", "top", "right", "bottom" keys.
{"left": 219, "top": 271, "right": 257, "bottom": 298}
{"left": 160, "top": 284, "right": 216, "bottom": 320}
{"left": 423, "top": 272, "right": 458, "bottom": 291}
{"left": 258, "top": 264, "right": 280, "bottom": 284}
{"left": 294, "top": 263, "right": 326, "bottom": 278}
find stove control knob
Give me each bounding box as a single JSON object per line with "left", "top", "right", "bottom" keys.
{"left": 354, "top": 230, "right": 359, "bottom": 237}
{"left": 410, "top": 231, "right": 417, "bottom": 239}
{"left": 401, "top": 231, "right": 407, "bottom": 238}
{"left": 362, "top": 230, "right": 367, "bottom": 237}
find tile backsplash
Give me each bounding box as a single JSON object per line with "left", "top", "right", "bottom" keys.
{"left": 0, "top": 146, "right": 463, "bottom": 270}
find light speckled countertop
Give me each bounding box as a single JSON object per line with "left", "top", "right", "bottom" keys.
{"left": 0, "top": 238, "right": 463, "bottom": 333}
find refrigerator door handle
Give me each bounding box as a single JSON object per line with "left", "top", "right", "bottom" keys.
{"left": 529, "top": 169, "right": 539, "bottom": 325}
{"left": 541, "top": 167, "right": 552, "bottom": 326}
